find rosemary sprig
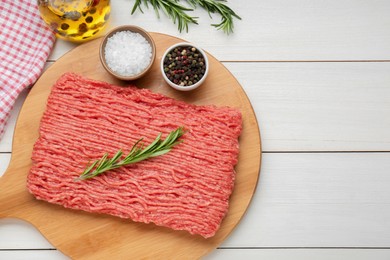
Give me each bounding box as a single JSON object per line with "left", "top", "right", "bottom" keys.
{"left": 130, "top": 0, "right": 240, "bottom": 34}
{"left": 187, "top": 0, "right": 241, "bottom": 34}
{"left": 131, "top": 0, "right": 198, "bottom": 33}
{"left": 76, "top": 127, "right": 185, "bottom": 181}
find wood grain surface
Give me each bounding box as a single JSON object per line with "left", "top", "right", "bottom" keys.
{"left": 0, "top": 33, "right": 261, "bottom": 259}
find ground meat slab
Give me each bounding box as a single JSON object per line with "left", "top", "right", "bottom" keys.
{"left": 27, "top": 73, "right": 242, "bottom": 238}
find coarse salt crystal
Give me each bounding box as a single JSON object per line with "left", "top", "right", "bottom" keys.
{"left": 104, "top": 31, "right": 152, "bottom": 77}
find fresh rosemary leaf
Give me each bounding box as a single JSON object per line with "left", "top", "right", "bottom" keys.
{"left": 131, "top": 0, "right": 198, "bottom": 32}
{"left": 130, "top": 0, "right": 240, "bottom": 34}
{"left": 188, "top": 0, "right": 241, "bottom": 34}
{"left": 76, "top": 127, "right": 185, "bottom": 181}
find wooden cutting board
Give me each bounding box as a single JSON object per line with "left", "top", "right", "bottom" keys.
{"left": 0, "top": 33, "right": 261, "bottom": 259}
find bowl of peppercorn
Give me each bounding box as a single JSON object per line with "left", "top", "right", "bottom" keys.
{"left": 161, "top": 42, "right": 209, "bottom": 91}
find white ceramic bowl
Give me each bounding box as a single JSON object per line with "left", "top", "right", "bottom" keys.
{"left": 161, "top": 42, "right": 209, "bottom": 91}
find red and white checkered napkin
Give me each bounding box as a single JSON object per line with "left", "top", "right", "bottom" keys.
{"left": 0, "top": 0, "right": 56, "bottom": 139}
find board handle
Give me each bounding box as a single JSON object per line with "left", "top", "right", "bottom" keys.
{"left": 0, "top": 165, "right": 33, "bottom": 219}
{"left": 0, "top": 169, "right": 14, "bottom": 218}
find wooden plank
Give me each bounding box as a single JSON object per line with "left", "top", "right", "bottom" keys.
{"left": 2, "top": 62, "right": 390, "bottom": 152}
{"left": 1, "top": 249, "right": 390, "bottom": 260}
{"left": 0, "top": 251, "right": 69, "bottom": 260}
{"left": 48, "top": 0, "right": 390, "bottom": 61}
{"left": 0, "top": 154, "right": 10, "bottom": 176}
{"left": 222, "top": 153, "right": 390, "bottom": 247}
{"left": 206, "top": 249, "right": 390, "bottom": 260}
{"left": 225, "top": 62, "right": 390, "bottom": 151}
{"left": 2, "top": 153, "right": 390, "bottom": 249}
{"left": 0, "top": 218, "right": 54, "bottom": 249}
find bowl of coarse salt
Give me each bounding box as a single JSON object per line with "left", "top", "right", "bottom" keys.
{"left": 100, "top": 25, "right": 156, "bottom": 81}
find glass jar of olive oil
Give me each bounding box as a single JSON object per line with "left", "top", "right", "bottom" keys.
{"left": 37, "top": 0, "right": 111, "bottom": 42}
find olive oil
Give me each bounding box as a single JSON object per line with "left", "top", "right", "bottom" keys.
{"left": 37, "top": 0, "right": 110, "bottom": 42}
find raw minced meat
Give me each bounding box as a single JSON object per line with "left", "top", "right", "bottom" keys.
{"left": 27, "top": 73, "right": 242, "bottom": 238}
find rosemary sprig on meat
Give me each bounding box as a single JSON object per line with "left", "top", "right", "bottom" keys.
{"left": 77, "top": 127, "right": 185, "bottom": 181}
{"left": 131, "top": 0, "right": 241, "bottom": 34}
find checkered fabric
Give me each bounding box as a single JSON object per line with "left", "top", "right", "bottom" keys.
{"left": 0, "top": 0, "right": 55, "bottom": 139}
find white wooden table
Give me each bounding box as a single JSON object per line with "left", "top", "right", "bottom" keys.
{"left": 1, "top": 1, "right": 390, "bottom": 259}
